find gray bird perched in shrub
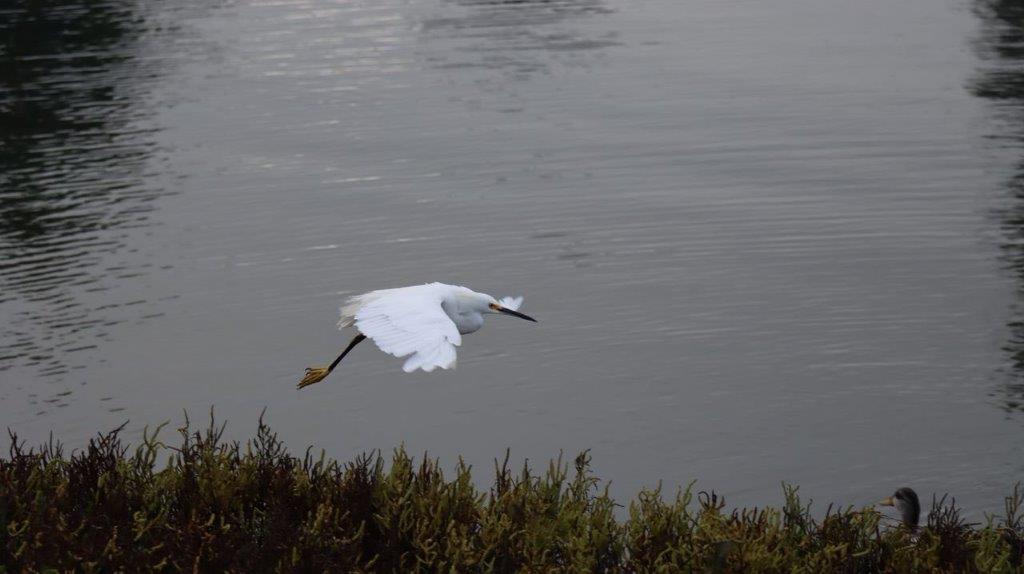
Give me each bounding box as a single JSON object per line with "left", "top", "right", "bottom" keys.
{"left": 879, "top": 487, "right": 921, "bottom": 529}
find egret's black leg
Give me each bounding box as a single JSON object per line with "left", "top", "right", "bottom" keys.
{"left": 298, "top": 333, "right": 367, "bottom": 389}
{"left": 328, "top": 333, "right": 366, "bottom": 370}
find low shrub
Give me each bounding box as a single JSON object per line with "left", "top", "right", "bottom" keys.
{"left": 1, "top": 414, "right": 1021, "bottom": 572}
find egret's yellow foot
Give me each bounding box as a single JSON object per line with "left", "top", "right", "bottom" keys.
{"left": 298, "top": 366, "right": 330, "bottom": 389}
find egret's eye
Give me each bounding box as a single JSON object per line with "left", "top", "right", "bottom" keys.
{"left": 489, "top": 303, "right": 500, "bottom": 310}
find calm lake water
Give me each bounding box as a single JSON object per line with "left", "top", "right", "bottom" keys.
{"left": 2, "top": 0, "right": 1023, "bottom": 515}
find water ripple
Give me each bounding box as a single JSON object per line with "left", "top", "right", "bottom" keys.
{"left": 970, "top": 0, "right": 1024, "bottom": 411}
{"left": 0, "top": 2, "right": 203, "bottom": 383}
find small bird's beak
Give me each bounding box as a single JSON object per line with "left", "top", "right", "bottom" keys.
{"left": 497, "top": 306, "right": 537, "bottom": 322}
{"left": 877, "top": 496, "right": 894, "bottom": 507}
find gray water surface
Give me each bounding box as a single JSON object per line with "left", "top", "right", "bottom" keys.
{"left": 2, "top": 0, "right": 1022, "bottom": 515}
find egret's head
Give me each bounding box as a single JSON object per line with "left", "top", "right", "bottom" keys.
{"left": 878, "top": 487, "right": 920, "bottom": 528}
{"left": 485, "top": 295, "right": 536, "bottom": 322}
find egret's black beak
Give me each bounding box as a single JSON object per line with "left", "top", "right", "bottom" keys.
{"left": 498, "top": 307, "right": 537, "bottom": 322}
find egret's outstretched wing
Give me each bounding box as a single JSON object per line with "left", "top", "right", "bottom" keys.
{"left": 498, "top": 296, "right": 523, "bottom": 311}
{"left": 347, "top": 284, "right": 461, "bottom": 373}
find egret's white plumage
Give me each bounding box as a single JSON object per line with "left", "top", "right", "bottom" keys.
{"left": 498, "top": 296, "right": 524, "bottom": 311}
{"left": 299, "top": 283, "right": 535, "bottom": 387}
{"left": 344, "top": 283, "right": 463, "bottom": 372}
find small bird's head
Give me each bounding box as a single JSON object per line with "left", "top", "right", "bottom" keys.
{"left": 484, "top": 294, "right": 537, "bottom": 322}
{"left": 878, "top": 487, "right": 920, "bottom": 528}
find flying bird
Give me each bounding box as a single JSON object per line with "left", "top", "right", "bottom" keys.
{"left": 298, "top": 282, "right": 536, "bottom": 388}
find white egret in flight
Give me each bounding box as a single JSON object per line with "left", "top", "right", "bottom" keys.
{"left": 298, "top": 282, "right": 536, "bottom": 388}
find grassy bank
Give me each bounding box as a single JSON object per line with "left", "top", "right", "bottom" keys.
{"left": 1, "top": 416, "right": 1021, "bottom": 572}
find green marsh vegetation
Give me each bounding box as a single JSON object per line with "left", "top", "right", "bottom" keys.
{"left": 1, "top": 414, "right": 1022, "bottom": 572}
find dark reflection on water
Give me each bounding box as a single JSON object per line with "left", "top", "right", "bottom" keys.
{"left": 0, "top": 2, "right": 175, "bottom": 379}
{"left": 971, "top": 0, "right": 1024, "bottom": 411}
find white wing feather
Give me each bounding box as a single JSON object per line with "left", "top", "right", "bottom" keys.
{"left": 339, "top": 284, "right": 461, "bottom": 373}
{"left": 498, "top": 296, "right": 523, "bottom": 311}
